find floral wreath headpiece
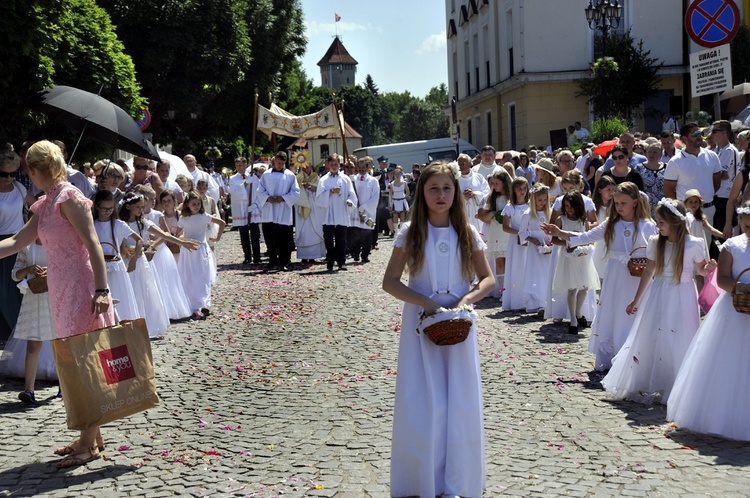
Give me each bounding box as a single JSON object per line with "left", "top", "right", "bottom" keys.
{"left": 657, "top": 198, "right": 687, "bottom": 223}
{"left": 737, "top": 206, "right": 750, "bottom": 216}
{"left": 446, "top": 161, "right": 460, "bottom": 180}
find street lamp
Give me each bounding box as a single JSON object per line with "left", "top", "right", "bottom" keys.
{"left": 585, "top": 0, "right": 622, "bottom": 59}
{"left": 585, "top": 0, "right": 622, "bottom": 119}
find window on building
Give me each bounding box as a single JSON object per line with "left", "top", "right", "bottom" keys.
{"left": 320, "top": 144, "right": 329, "bottom": 160}
{"left": 466, "top": 72, "right": 471, "bottom": 96}
{"left": 474, "top": 115, "right": 482, "bottom": 146}
{"left": 475, "top": 67, "right": 480, "bottom": 91}
{"left": 486, "top": 61, "right": 490, "bottom": 88}
{"left": 509, "top": 104, "right": 517, "bottom": 151}
{"left": 467, "top": 119, "right": 473, "bottom": 144}
{"left": 485, "top": 110, "right": 492, "bottom": 147}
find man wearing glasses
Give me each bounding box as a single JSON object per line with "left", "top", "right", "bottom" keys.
{"left": 663, "top": 122, "right": 722, "bottom": 227}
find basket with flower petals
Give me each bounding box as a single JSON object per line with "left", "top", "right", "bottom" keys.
{"left": 418, "top": 304, "right": 476, "bottom": 346}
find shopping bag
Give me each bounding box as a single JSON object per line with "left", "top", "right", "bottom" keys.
{"left": 51, "top": 318, "right": 159, "bottom": 430}
{"left": 698, "top": 268, "right": 722, "bottom": 314}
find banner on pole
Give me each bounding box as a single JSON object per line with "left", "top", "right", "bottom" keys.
{"left": 256, "top": 103, "right": 343, "bottom": 139}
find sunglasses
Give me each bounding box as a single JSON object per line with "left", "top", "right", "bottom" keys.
{"left": 0, "top": 171, "right": 15, "bottom": 178}
{"left": 612, "top": 154, "right": 627, "bottom": 160}
{"left": 134, "top": 164, "right": 149, "bottom": 170}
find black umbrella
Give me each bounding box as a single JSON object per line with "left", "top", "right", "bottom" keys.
{"left": 35, "top": 85, "right": 160, "bottom": 162}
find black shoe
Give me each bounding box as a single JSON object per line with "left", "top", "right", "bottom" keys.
{"left": 280, "top": 265, "right": 291, "bottom": 271}
{"left": 241, "top": 259, "right": 251, "bottom": 264}
{"left": 568, "top": 324, "right": 579, "bottom": 335}
{"left": 327, "top": 262, "right": 334, "bottom": 271}
{"left": 362, "top": 257, "right": 370, "bottom": 263}
{"left": 577, "top": 316, "right": 588, "bottom": 328}
{"left": 352, "top": 255, "right": 360, "bottom": 262}
{"left": 338, "top": 264, "right": 347, "bottom": 271}
{"left": 253, "top": 259, "right": 261, "bottom": 265}
{"left": 18, "top": 390, "right": 35, "bottom": 404}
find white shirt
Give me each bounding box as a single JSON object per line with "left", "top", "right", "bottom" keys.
{"left": 94, "top": 219, "right": 136, "bottom": 256}
{"left": 350, "top": 174, "right": 380, "bottom": 229}
{"left": 664, "top": 148, "right": 722, "bottom": 201}
{"left": 316, "top": 172, "right": 357, "bottom": 226}
{"left": 257, "top": 168, "right": 300, "bottom": 225}
{"left": 67, "top": 167, "right": 96, "bottom": 198}
{"left": 0, "top": 181, "right": 27, "bottom": 234}
{"left": 662, "top": 118, "right": 676, "bottom": 133}
{"left": 713, "top": 142, "right": 740, "bottom": 198}
{"left": 471, "top": 163, "right": 500, "bottom": 180}
{"left": 576, "top": 153, "right": 589, "bottom": 174}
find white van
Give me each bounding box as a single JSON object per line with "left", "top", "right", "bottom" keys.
{"left": 353, "top": 138, "right": 480, "bottom": 173}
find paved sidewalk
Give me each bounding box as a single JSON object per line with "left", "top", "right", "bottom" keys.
{"left": 1, "top": 230, "right": 749, "bottom": 497}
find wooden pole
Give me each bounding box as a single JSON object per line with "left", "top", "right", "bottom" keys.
{"left": 269, "top": 92, "right": 277, "bottom": 154}
{"left": 331, "top": 92, "right": 348, "bottom": 159}
{"left": 251, "top": 88, "right": 259, "bottom": 162}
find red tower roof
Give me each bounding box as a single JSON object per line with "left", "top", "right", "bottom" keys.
{"left": 317, "top": 37, "right": 358, "bottom": 66}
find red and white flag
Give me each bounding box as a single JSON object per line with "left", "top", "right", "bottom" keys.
{"left": 335, "top": 13, "right": 341, "bottom": 22}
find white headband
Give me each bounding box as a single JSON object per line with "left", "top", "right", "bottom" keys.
{"left": 657, "top": 198, "right": 687, "bottom": 222}
{"left": 447, "top": 161, "right": 460, "bottom": 180}
{"left": 737, "top": 207, "right": 750, "bottom": 216}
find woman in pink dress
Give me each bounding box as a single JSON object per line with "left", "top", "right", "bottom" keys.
{"left": 0, "top": 140, "right": 114, "bottom": 468}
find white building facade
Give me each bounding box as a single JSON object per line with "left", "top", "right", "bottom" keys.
{"left": 445, "top": 0, "right": 724, "bottom": 150}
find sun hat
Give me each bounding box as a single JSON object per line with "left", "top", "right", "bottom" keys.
{"left": 682, "top": 188, "right": 702, "bottom": 201}
{"left": 532, "top": 157, "right": 555, "bottom": 173}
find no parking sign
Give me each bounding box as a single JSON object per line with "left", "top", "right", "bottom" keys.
{"left": 685, "top": 0, "right": 740, "bottom": 48}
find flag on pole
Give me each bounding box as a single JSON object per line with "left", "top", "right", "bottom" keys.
{"left": 256, "top": 103, "right": 344, "bottom": 139}
{"left": 335, "top": 13, "right": 341, "bottom": 22}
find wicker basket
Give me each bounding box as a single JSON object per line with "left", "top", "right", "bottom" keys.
{"left": 418, "top": 308, "right": 474, "bottom": 346}
{"left": 27, "top": 275, "right": 48, "bottom": 294}
{"left": 733, "top": 268, "right": 750, "bottom": 315}
{"left": 144, "top": 247, "right": 157, "bottom": 261}
{"left": 627, "top": 246, "right": 648, "bottom": 277}
{"left": 101, "top": 242, "right": 120, "bottom": 262}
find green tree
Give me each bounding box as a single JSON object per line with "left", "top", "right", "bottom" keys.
{"left": 0, "top": 0, "right": 145, "bottom": 145}
{"left": 731, "top": 23, "right": 750, "bottom": 86}
{"left": 577, "top": 29, "right": 663, "bottom": 120}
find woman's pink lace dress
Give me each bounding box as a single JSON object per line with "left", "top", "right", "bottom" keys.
{"left": 31, "top": 182, "right": 115, "bottom": 338}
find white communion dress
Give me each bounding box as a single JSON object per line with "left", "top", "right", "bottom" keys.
{"left": 390, "top": 222, "right": 486, "bottom": 498}
{"left": 500, "top": 203, "right": 529, "bottom": 311}
{"left": 95, "top": 219, "right": 141, "bottom": 321}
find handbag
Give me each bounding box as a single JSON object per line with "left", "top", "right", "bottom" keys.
{"left": 698, "top": 268, "right": 722, "bottom": 314}
{"left": 26, "top": 244, "right": 48, "bottom": 294}
{"left": 51, "top": 318, "right": 159, "bottom": 430}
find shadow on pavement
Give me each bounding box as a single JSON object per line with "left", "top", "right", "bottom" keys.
{"left": 665, "top": 430, "right": 750, "bottom": 466}
{"left": 0, "top": 461, "right": 135, "bottom": 495}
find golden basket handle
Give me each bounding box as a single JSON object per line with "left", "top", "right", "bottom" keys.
{"left": 628, "top": 245, "right": 648, "bottom": 257}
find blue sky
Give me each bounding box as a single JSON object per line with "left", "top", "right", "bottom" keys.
{"left": 298, "top": 0, "right": 448, "bottom": 98}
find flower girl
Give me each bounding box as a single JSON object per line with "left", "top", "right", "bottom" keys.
{"left": 520, "top": 184, "right": 553, "bottom": 312}
{"left": 92, "top": 190, "right": 141, "bottom": 321}
{"left": 544, "top": 182, "right": 656, "bottom": 369}
{"left": 382, "top": 161, "right": 494, "bottom": 498}
{"left": 476, "top": 169, "right": 512, "bottom": 298}
{"left": 501, "top": 177, "right": 530, "bottom": 311}
{"left": 178, "top": 191, "right": 226, "bottom": 320}
{"left": 135, "top": 186, "right": 192, "bottom": 321}
{"left": 550, "top": 191, "right": 600, "bottom": 333}
{"left": 668, "top": 201, "right": 750, "bottom": 439}
{"left": 602, "top": 199, "right": 715, "bottom": 404}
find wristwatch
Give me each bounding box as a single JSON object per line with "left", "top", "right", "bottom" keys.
{"left": 95, "top": 288, "right": 110, "bottom": 295}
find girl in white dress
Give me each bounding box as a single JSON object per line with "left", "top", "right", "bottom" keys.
{"left": 159, "top": 190, "right": 182, "bottom": 262}
{"left": 136, "top": 186, "right": 192, "bottom": 321}
{"left": 551, "top": 191, "right": 600, "bottom": 334}
{"left": 476, "top": 169, "right": 512, "bottom": 298}
{"left": 178, "top": 191, "right": 226, "bottom": 320}
{"left": 0, "top": 235, "right": 56, "bottom": 403}
{"left": 120, "top": 192, "right": 197, "bottom": 336}
{"left": 388, "top": 166, "right": 410, "bottom": 235}
{"left": 382, "top": 161, "right": 494, "bottom": 498}
{"left": 591, "top": 176, "right": 616, "bottom": 280}
{"left": 545, "top": 171, "right": 598, "bottom": 322}
{"left": 544, "top": 182, "right": 657, "bottom": 370}
{"left": 683, "top": 189, "right": 724, "bottom": 291}
{"left": 92, "top": 191, "right": 141, "bottom": 321}
{"left": 667, "top": 202, "right": 750, "bottom": 440}
{"left": 602, "top": 199, "right": 715, "bottom": 404}
{"left": 520, "top": 184, "right": 553, "bottom": 312}
{"left": 196, "top": 179, "right": 219, "bottom": 283}
{"left": 501, "top": 177, "right": 530, "bottom": 311}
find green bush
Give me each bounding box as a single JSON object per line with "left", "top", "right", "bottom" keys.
{"left": 590, "top": 116, "right": 630, "bottom": 144}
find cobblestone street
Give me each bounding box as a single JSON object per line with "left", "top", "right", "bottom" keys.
{"left": 1, "top": 230, "right": 750, "bottom": 497}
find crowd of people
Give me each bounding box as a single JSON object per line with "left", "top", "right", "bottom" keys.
{"left": 0, "top": 119, "right": 749, "bottom": 478}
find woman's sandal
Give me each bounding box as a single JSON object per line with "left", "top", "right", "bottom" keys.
{"left": 54, "top": 436, "right": 105, "bottom": 455}
{"left": 55, "top": 446, "right": 100, "bottom": 469}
